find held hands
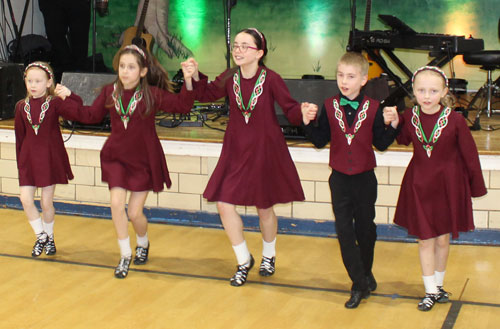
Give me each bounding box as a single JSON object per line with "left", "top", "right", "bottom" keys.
{"left": 54, "top": 84, "right": 71, "bottom": 100}
{"left": 301, "top": 102, "right": 318, "bottom": 125}
{"left": 383, "top": 106, "right": 399, "bottom": 129}
{"left": 181, "top": 58, "right": 199, "bottom": 81}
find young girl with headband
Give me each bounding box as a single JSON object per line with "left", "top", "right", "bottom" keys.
{"left": 60, "top": 44, "right": 198, "bottom": 278}
{"left": 192, "top": 28, "right": 309, "bottom": 286}
{"left": 389, "top": 66, "right": 487, "bottom": 311}
{"left": 15, "top": 61, "right": 83, "bottom": 257}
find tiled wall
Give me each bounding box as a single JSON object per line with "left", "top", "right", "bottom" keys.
{"left": 1, "top": 137, "right": 500, "bottom": 229}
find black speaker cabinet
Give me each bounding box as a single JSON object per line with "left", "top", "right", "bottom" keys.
{"left": 0, "top": 63, "right": 25, "bottom": 120}
{"left": 275, "top": 77, "right": 390, "bottom": 139}
{"left": 60, "top": 72, "right": 117, "bottom": 130}
{"left": 61, "top": 72, "right": 116, "bottom": 105}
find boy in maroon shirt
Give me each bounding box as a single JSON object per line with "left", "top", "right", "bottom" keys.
{"left": 302, "top": 52, "right": 399, "bottom": 308}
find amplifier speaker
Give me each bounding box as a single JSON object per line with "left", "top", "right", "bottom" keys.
{"left": 276, "top": 76, "right": 390, "bottom": 139}
{"left": 0, "top": 63, "right": 25, "bottom": 120}
{"left": 61, "top": 72, "right": 116, "bottom": 130}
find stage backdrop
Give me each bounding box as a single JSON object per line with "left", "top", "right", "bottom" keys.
{"left": 96, "top": 0, "right": 499, "bottom": 89}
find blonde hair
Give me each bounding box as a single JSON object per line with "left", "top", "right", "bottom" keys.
{"left": 412, "top": 69, "right": 455, "bottom": 108}
{"left": 337, "top": 52, "right": 369, "bottom": 76}
{"left": 23, "top": 61, "right": 56, "bottom": 97}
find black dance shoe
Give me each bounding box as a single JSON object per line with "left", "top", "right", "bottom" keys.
{"left": 32, "top": 233, "right": 48, "bottom": 257}
{"left": 133, "top": 243, "right": 150, "bottom": 265}
{"left": 345, "top": 289, "right": 370, "bottom": 309}
{"left": 44, "top": 235, "right": 56, "bottom": 255}
{"left": 436, "top": 286, "right": 450, "bottom": 303}
{"left": 230, "top": 255, "right": 255, "bottom": 287}
{"left": 367, "top": 273, "right": 377, "bottom": 292}
{"left": 259, "top": 256, "right": 275, "bottom": 276}
{"left": 114, "top": 256, "right": 132, "bottom": 279}
{"left": 418, "top": 293, "right": 438, "bottom": 311}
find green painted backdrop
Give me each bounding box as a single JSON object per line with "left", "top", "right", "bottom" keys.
{"left": 96, "top": 0, "right": 499, "bottom": 89}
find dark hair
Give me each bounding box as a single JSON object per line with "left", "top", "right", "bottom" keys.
{"left": 108, "top": 45, "right": 175, "bottom": 116}
{"left": 217, "top": 28, "right": 269, "bottom": 88}
{"left": 239, "top": 28, "right": 268, "bottom": 66}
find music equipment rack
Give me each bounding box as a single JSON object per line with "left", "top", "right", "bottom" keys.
{"left": 349, "top": 14, "right": 484, "bottom": 106}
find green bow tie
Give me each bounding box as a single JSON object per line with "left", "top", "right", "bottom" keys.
{"left": 340, "top": 98, "right": 359, "bottom": 110}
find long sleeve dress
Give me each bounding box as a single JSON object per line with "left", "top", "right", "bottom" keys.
{"left": 66, "top": 83, "right": 195, "bottom": 192}
{"left": 393, "top": 106, "right": 487, "bottom": 239}
{"left": 196, "top": 67, "right": 305, "bottom": 208}
{"left": 15, "top": 94, "right": 83, "bottom": 187}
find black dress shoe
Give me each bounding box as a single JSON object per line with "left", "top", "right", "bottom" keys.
{"left": 345, "top": 289, "right": 370, "bottom": 309}
{"left": 367, "top": 273, "right": 377, "bottom": 292}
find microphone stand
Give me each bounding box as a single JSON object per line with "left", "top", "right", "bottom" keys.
{"left": 5, "top": 0, "right": 31, "bottom": 62}
{"left": 92, "top": 0, "right": 97, "bottom": 72}
{"left": 221, "top": 0, "right": 237, "bottom": 116}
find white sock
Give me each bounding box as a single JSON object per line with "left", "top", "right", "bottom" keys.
{"left": 42, "top": 221, "right": 54, "bottom": 237}
{"left": 136, "top": 232, "right": 149, "bottom": 248}
{"left": 435, "top": 270, "right": 446, "bottom": 287}
{"left": 117, "top": 237, "right": 132, "bottom": 258}
{"left": 29, "top": 218, "right": 44, "bottom": 236}
{"left": 262, "top": 237, "right": 276, "bottom": 258}
{"left": 422, "top": 275, "right": 439, "bottom": 294}
{"left": 232, "top": 240, "right": 251, "bottom": 265}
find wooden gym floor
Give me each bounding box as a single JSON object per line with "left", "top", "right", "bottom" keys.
{"left": 0, "top": 208, "right": 499, "bottom": 329}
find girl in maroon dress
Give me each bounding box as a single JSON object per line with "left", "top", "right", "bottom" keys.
{"left": 193, "top": 28, "right": 307, "bottom": 286}
{"left": 391, "top": 66, "right": 487, "bottom": 311}
{"left": 64, "top": 45, "right": 197, "bottom": 278}
{"left": 15, "top": 62, "right": 83, "bottom": 258}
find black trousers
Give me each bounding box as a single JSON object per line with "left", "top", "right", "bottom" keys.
{"left": 38, "top": 0, "right": 91, "bottom": 81}
{"left": 329, "top": 169, "right": 377, "bottom": 291}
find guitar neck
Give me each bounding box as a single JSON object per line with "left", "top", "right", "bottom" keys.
{"left": 135, "top": 0, "right": 150, "bottom": 37}
{"left": 364, "top": 0, "right": 372, "bottom": 31}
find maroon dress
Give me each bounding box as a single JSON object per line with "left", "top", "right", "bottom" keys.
{"left": 15, "top": 94, "right": 82, "bottom": 187}
{"left": 67, "top": 84, "right": 195, "bottom": 192}
{"left": 197, "top": 67, "right": 305, "bottom": 208}
{"left": 393, "top": 106, "right": 487, "bottom": 239}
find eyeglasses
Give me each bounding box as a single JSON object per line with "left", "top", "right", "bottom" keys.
{"left": 231, "top": 43, "right": 258, "bottom": 53}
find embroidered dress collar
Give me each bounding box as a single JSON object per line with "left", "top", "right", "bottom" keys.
{"left": 112, "top": 83, "right": 143, "bottom": 129}
{"left": 23, "top": 95, "right": 52, "bottom": 135}
{"left": 233, "top": 67, "right": 267, "bottom": 124}
{"left": 333, "top": 94, "right": 370, "bottom": 145}
{"left": 411, "top": 105, "right": 452, "bottom": 158}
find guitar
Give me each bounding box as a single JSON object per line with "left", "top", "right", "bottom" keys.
{"left": 363, "top": 0, "right": 384, "bottom": 79}
{"left": 112, "top": 0, "right": 153, "bottom": 71}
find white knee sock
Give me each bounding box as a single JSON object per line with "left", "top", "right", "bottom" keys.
{"left": 422, "top": 275, "right": 439, "bottom": 294}
{"left": 117, "top": 237, "right": 132, "bottom": 258}
{"left": 136, "top": 232, "right": 149, "bottom": 248}
{"left": 29, "top": 218, "right": 44, "bottom": 236}
{"left": 262, "top": 237, "right": 276, "bottom": 258}
{"left": 232, "top": 240, "right": 251, "bottom": 265}
{"left": 435, "top": 270, "right": 446, "bottom": 287}
{"left": 42, "top": 221, "right": 54, "bottom": 238}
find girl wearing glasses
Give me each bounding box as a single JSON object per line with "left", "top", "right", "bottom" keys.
{"left": 193, "top": 28, "right": 310, "bottom": 286}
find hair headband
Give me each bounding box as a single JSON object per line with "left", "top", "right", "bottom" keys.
{"left": 412, "top": 66, "right": 449, "bottom": 87}
{"left": 124, "top": 45, "right": 146, "bottom": 60}
{"left": 24, "top": 62, "right": 54, "bottom": 81}
{"left": 248, "top": 27, "right": 265, "bottom": 48}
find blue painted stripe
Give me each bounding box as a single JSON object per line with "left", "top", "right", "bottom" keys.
{"left": 2, "top": 194, "right": 500, "bottom": 245}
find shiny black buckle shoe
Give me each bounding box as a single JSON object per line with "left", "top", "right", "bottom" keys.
{"left": 418, "top": 293, "right": 437, "bottom": 311}
{"left": 114, "top": 256, "right": 132, "bottom": 279}
{"left": 134, "top": 243, "right": 150, "bottom": 265}
{"left": 345, "top": 289, "right": 370, "bottom": 309}
{"left": 436, "top": 286, "right": 451, "bottom": 303}
{"left": 32, "top": 233, "right": 48, "bottom": 257}
{"left": 259, "top": 256, "right": 275, "bottom": 277}
{"left": 230, "top": 255, "right": 255, "bottom": 287}
{"left": 44, "top": 235, "right": 56, "bottom": 255}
